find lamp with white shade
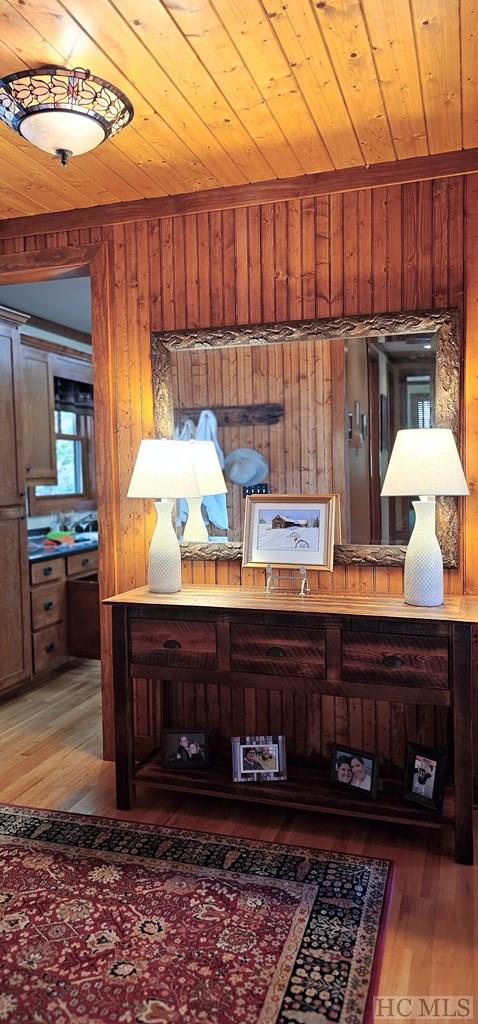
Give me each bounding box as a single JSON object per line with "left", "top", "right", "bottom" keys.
{"left": 181, "top": 440, "right": 227, "bottom": 543}
{"left": 127, "top": 439, "right": 212, "bottom": 594}
{"left": 381, "top": 428, "right": 468, "bottom": 606}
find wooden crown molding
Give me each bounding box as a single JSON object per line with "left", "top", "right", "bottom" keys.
{"left": 22, "top": 314, "right": 91, "bottom": 347}
{"left": 0, "top": 244, "right": 100, "bottom": 281}
{"left": 1, "top": 148, "right": 478, "bottom": 240}
{"left": 21, "top": 333, "right": 92, "bottom": 362}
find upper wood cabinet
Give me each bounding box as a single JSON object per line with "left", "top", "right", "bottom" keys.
{"left": 0, "top": 308, "right": 28, "bottom": 505}
{"left": 0, "top": 307, "right": 32, "bottom": 692}
{"left": 21, "top": 344, "right": 56, "bottom": 483}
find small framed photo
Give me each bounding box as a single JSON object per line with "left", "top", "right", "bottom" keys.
{"left": 403, "top": 743, "right": 447, "bottom": 813}
{"left": 330, "top": 744, "right": 379, "bottom": 800}
{"left": 231, "top": 735, "right": 287, "bottom": 783}
{"left": 242, "top": 494, "right": 339, "bottom": 571}
{"left": 161, "top": 729, "right": 209, "bottom": 769}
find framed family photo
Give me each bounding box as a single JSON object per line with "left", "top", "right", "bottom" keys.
{"left": 242, "top": 494, "right": 339, "bottom": 571}
{"left": 161, "top": 729, "right": 209, "bottom": 769}
{"left": 231, "top": 735, "right": 287, "bottom": 783}
{"left": 330, "top": 744, "right": 379, "bottom": 800}
{"left": 403, "top": 743, "right": 447, "bottom": 813}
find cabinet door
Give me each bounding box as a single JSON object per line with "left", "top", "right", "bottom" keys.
{"left": 0, "top": 320, "right": 25, "bottom": 505}
{"left": 21, "top": 345, "right": 56, "bottom": 482}
{"left": 0, "top": 507, "right": 31, "bottom": 692}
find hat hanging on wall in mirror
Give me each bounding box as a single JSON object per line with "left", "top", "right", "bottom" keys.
{"left": 224, "top": 448, "right": 269, "bottom": 486}
{"left": 0, "top": 67, "right": 134, "bottom": 166}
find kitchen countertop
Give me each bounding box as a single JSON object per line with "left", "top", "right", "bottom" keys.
{"left": 28, "top": 538, "right": 98, "bottom": 564}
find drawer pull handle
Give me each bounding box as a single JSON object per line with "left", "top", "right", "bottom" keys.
{"left": 267, "top": 645, "right": 286, "bottom": 658}
{"left": 163, "top": 639, "right": 182, "bottom": 650}
{"left": 81, "top": 557, "right": 90, "bottom": 566}
{"left": 43, "top": 601, "right": 54, "bottom": 611}
{"left": 382, "top": 654, "right": 404, "bottom": 668}
{"left": 43, "top": 566, "right": 53, "bottom": 576}
{"left": 45, "top": 643, "right": 56, "bottom": 654}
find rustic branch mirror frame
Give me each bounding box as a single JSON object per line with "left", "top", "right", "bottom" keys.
{"left": 152, "top": 307, "right": 462, "bottom": 567}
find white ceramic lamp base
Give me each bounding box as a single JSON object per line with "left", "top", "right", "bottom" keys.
{"left": 182, "top": 495, "right": 208, "bottom": 542}
{"left": 404, "top": 498, "right": 443, "bottom": 607}
{"left": 148, "top": 500, "right": 181, "bottom": 593}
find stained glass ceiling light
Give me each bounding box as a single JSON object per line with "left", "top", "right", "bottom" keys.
{"left": 0, "top": 66, "right": 134, "bottom": 166}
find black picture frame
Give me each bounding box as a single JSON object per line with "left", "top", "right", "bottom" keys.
{"left": 330, "top": 744, "right": 379, "bottom": 800}
{"left": 161, "top": 729, "right": 210, "bottom": 769}
{"left": 402, "top": 742, "right": 447, "bottom": 813}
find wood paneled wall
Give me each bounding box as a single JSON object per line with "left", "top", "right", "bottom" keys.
{"left": 1, "top": 175, "right": 477, "bottom": 765}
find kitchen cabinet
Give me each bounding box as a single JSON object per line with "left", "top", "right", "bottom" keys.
{"left": 29, "top": 545, "right": 100, "bottom": 674}
{"left": 0, "top": 307, "right": 32, "bottom": 694}
{"left": 21, "top": 344, "right": 56, "bottom": 483}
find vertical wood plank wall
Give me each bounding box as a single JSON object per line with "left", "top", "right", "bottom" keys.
{"left": 1, "top": 175, "right": 477, "bottom": 765}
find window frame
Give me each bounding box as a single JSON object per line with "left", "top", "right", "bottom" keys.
{"left": 29, "top": 410, "right": 96, "bottom": 515}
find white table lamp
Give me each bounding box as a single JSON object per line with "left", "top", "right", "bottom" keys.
{"left": 182, "top": 440, "right": 227, "bottom": 543}
{"left": 381, "top": 428, "right": 468, "bottom": 606}
{"left": 128, "top": 439, "right": 206, "bottom": 593}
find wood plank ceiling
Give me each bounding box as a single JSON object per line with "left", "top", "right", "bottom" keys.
{"left": 0, "top": 0, "right": 475, "bottom": 221}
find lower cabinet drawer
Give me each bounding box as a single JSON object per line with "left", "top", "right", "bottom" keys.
{"left": 33, "top": 622, "right": 67, "bottom": 674}
{"left": 31, "top": 582, "right": 65, "bottom": 630}
{"left": 31, "top": 557, "right": 65, "bottom": 586}
{"left": 130, "top": 618, "right": 217, "bottom": 670}
{"left": 67, "top": 549, "right": 98, "bottom": 576}
{"left": 341, "top": 630, "right": 449, "bottom": 688}
{"left": 230, "top": 624, "right": 326, "bottom": 678}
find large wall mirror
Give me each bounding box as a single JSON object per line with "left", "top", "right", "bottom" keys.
{"left": 152, "top": 308, "right": 461, "bottom": 567}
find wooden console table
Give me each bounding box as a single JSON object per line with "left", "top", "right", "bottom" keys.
{"left": 106, "top": 586, "right": 475, "bottom": 864}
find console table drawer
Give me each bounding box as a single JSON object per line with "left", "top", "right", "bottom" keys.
{"left": 341, "top": 631, "right": 449, "bottom": 688}
{"left": 130, "top": 618, "right": 217, "bottom": 669}
{"left": 231, "top": 624, "right": 326, "bottom": 678}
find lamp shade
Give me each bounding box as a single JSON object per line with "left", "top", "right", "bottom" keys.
{"left": 128, "top": 440, "right": 204, "bottom": 499}
{"left": 182, "top": 440, "right": 227, "bottom": 496}
{"left": 381, "top": 428, "right": 469, "bottom": 497}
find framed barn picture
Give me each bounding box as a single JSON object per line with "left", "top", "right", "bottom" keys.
{"left": 242, "top": 494, "right": 339, "bottom": 571}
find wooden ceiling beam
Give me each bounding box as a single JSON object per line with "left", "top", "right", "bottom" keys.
{"left": 1, "top": 146, "right": 478, "bottom": 240}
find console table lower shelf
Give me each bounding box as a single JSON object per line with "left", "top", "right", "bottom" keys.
{"left": 134, "top": 752, "right": 455, "bottom": 831}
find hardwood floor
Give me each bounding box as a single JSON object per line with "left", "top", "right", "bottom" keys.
{"left": 1, "top": 661, "right": 477, "bottom": 1010}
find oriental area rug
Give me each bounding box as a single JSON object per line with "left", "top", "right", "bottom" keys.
{"left": 0, "top": 805, "right": 393, "bottom": 1024}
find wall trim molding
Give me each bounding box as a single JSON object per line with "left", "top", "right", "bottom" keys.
{"left": 1, "top": 148, "right": 478, "bottom": 240}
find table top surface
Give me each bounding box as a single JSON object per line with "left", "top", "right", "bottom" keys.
{"left": 104, "top": 584, "right": 478, "bottom": 623}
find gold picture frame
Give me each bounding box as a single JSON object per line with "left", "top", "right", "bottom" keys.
{"left": 242, "top": 494, "right": 339, "bottom": 571}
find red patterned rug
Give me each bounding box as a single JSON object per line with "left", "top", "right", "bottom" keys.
{"left": 0, "top": 805, "right": 392, "bottom": 1024}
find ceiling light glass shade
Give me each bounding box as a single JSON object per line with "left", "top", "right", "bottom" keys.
{"left": 0, "top": 67, "right": 133, "bottom": 163}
